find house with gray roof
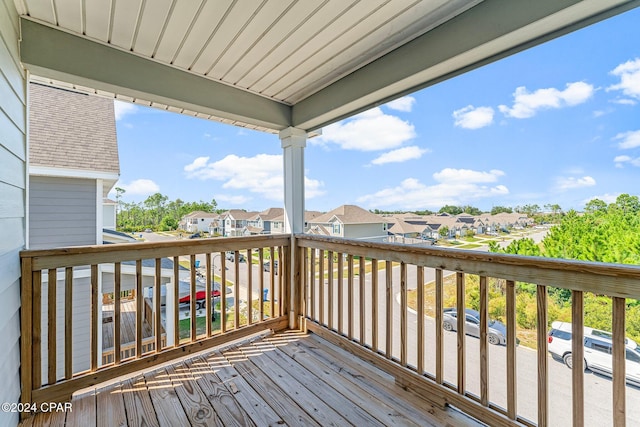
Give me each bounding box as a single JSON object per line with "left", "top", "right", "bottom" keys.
{"left": 28, "top": 82, "right": 120, "bottom": 249}
{"left": 307, "top": 205, "right": 388, "bottom": 242}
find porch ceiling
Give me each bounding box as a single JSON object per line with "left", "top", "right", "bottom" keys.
{"left": 15, "top": 0, "right": 640, "bottom": 133}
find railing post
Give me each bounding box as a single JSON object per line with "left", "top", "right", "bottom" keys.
{"left": 280, "top": 127, "right": 307, "bottom": 329}
{"left": 20, "top": 256, "right": 34, "bottom": 413}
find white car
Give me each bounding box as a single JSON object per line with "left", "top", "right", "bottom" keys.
{"left": 547, "top": 321, "right": 640, "bottom": 386}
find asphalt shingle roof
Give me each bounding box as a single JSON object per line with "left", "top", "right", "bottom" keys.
{"left": 29, "top": 83, "right": 119, "bottom": 173}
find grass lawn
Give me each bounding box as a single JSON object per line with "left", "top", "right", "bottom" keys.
{"left": 407, "top": 274, "right": 539, "bottom": 349}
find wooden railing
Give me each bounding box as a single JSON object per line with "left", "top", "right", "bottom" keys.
{"left": 20, "top": 235, "right": 290, "bottom": 407}
{"left": 295, "top": 234, "right": 640, "bottom": 427}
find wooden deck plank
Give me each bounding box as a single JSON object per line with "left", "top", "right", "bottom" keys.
{"left": 220, "top": 346, "right": 321, "bottom": 426}
{"left": 121, "top": 375, "right": 159, "bottom": 427}
{"left": 187, "top": 355, "right": 255, "bottom": 427}
{"left": 254, "top": 337, "right": 386, "bottom": 426}
{"left": 234, "top": 341, "right": 351, "bottom": 426}
{"left": 31, "top": 409, "right": 66, "bottom": 427}
{"left": 201, "top": 351, "right": 284, "bottom": 426}
{"left": 96, "top": 383, "right": 127, "bottom": 427}
{"left": 165, "top": 362, "right": 221, "bottom": 426}
{"left": 266, "top": 334, "right": 417, "bottom": 426}
{"left": 65, "top": 390, "right": 96, "bottom": 427}
{"left": 143, "top": 368, "right": 190, "bottom": 427}
{"left": 302, "top": 332, "right": 480, "bottom": 426}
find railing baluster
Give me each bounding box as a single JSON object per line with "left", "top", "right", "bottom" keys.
{"left": 172, "top": 256, "right": 179, "bottom": 347}
{"left": 400, "top": 262, "right": 407, "bottom": 366}
{"left": 278, "top": 245, "right": 284, "bottom": 317}
{"left": 572, "top": 290, "right": 584, "bottom": 427}
{"left": 456, "top": 272, "right": 465, "bottom": 394}
{"left": 234, "top": 251, "right": 240, "bottom": 330}
{"left": 347, "top": 254, "right": 353, "bottom": 340}
{"left": 310, "top": 248, "right": 316, "bottom": 322}
{"left": 360, "top": 256, "right": 365, "bottom": 345}
{"left": 417, "top": 265, "right": 424, "bottom": 374}
{"left": 537, "top": 284, "right": 548, "bottom": 426}
{"left": 386, "top": 260, "right": 392, "bottom": 359}
{"left": 612, "top": 296, "right": 626, "bottom": 427}
{"left": 302, "top": 247, "right": 308, "bottom": 320}
{"left": 114, "top": 262, "right": 121, "bottom": 365}
{"left": 190, "top": 254, "right": 197, "bottom": 340}
{"left": 206, "top": 252, "right": 212, "bottom": 336}
{"left": 269, "top": 247, "right": 275, "bottom": 320}
{"left": 259, "top": 248, "right": 265, "bottom": 321}
{"left": 136, "top": 260, "right": 143, "bottom": 357}
{"left": 372, "top": 259, "right": 378, "bottom": 352}
{"left": 48, "top": 268, "right": 57, "bottom": 384}
{"left": 328, "top": 251, "right": 334, "bottom": 331}
{"left": 155, "top": 258, "right": 162, "bottom": 352}
{"left": 319, "top": 249, "right": 325, "bottom": 326}
{"left": 506, "top": 279, "right": 517, "bottom": 419}
{"left": 435, "top": 268, "right": 444, "bottom": 384}
{"left": 247, "top": 249, "right": 252, "bottom": 325}
{"left": 479, "top": 276, "right": 489, "bottom": 407}
{"left": 337, "top": 252, "right": 343, "bottom": 334}
{"left": 33, "top": 270, "right": 42, "bottom": 389}
{"left": 221, "top": 253, "right": 227, "bottom": 333}
{"left": 65, "top": 266, "right": 73, "bottom": 380}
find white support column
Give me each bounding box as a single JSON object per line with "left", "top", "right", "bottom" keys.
{"left": 280, "top": 127, "right": 307, "bottom": 329}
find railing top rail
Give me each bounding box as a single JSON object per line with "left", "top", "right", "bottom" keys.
{"left": 295, "top": 234, "right": 640, "bottom": 299}
{"left": 21, "top": 235, "right": 291, "bottom": 270}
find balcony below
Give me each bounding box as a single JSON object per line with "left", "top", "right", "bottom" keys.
{"left": 19, "top": 330, "right": 480, "bottom": 426}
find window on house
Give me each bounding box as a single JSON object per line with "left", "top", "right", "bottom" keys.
{"left": 332, "top": 223, "right": 341, "bottom": 234}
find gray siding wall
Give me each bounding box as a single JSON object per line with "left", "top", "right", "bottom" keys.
{"left": 29, "top": 176, "right": 97, "bottom": 249}
{"left": 0, "top": 1, "right": 26, "bottom": 425}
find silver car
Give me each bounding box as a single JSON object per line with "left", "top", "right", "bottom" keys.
{"left": 442, "top": 308, "right": 508, "bottom": 346}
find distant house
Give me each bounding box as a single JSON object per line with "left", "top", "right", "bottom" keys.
{"left": 179, "top": 211, "right": 220, "bottom": 233}
{"left": 247, "top": 208, "right": 285, "bottom": 234}
{"left": 221, "top": 209, "right": 258, "bottom": 237}
{"left": 307, "top": 205, "right": 388, "bottom": 241}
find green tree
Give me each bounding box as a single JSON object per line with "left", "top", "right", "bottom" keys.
{"left": 491, "top": 206, "right": 513, "bottom": 215}
{"left": 439, "top": 205, "right": 463, "bottom": 215}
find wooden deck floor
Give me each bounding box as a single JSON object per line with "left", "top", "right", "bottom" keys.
{"left": 102, "top": 300, "right": 153, "bottom": 349}
{"left": 20, "top": 330, "right": 482, "bottom": 427}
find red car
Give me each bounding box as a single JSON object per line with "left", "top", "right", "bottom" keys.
{"left": 179, "top": 289, "right": 220, "bottom": 309}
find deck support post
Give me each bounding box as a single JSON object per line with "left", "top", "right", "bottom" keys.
{"left": 280, "top": 127, "right": 307, "bottom": 329}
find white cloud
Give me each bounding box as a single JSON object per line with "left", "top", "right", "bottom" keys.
{"left": 611, "top": 98, "right": 637, "bottom": 106}
{"left": 184, "top": 154, "right": 324, "bottom": 200}
{"left": 614, "top": 130, "right": 640, "bottom": 149}
{"left": 583, "top": 193, "right": 620, "bottom": 206}
{"left": 555, "top": 176, "right": 596, "bottom": 191}
{"left": 614, "top": 155, "right": 640, "bottom": 168}
{"left": 356, "top": 168, "right": 508, "bottom": 210}
{"left": 314, "top": 107, "right": 415, "bottom": 151}
{"left": 608, "top": 58, "right": 640, "bottom": 100}
{"left": 117, "top": 179, "right": 159, "bottom": 196}
{"left": 452, "top": 105, "right": 494, "bottom": 129}
{"left": 498, "top": 81, "right": 594, "bottom": 119}
{"left": 114, "top": 100, "right": 138, "bottom": 121}
{"left": 370, "top": 146, "right": 428, "bottom": 165}
{"left": 385, "top": 96, "right": 416, "bottom": 112}
{"left": 184, "top": 156, "right": 210, "bottom": 172}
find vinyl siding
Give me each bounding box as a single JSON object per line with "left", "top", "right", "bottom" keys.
{"left": 0, "top": 0, "right": 26, "bottom": 424}
{"left": 29, "top": 176, "right": 97, "bottom": 249}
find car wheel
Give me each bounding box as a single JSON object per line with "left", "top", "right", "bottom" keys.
{"left": 488, "top": 333, "right": 500, "bottom": 345}
{"left": 443, "top": 322, "right": 453, "bottom": 331}
{"left": 563, "top": 353, "right": 573, "bottom": 369}
{"left": 196, "top": 301, "right": 204, "bottom": 310}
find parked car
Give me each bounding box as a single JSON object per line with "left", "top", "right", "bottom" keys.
{"left": 144, "top": 228, "right": 152, "bottom": 233}
{"left": 547, "top": 321, "right": 640, "bottom": 386}
{"left": 442, "top": 308, "right": 508, "bottom": 345}
{"left": 225, "top": 251, "right": 246, "bottom": 262}
{"left": 188, "top": 232, "right": 201, "bottom": 239}
{"left": 263, "top": 259, "right": 278, "bottom": 274}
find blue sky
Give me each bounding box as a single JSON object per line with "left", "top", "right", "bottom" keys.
{"left": 112, "top": 8, "right": 640, "bottom": 213}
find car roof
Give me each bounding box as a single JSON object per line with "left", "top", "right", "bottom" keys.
{"left": 551, "top": 321, "right": 637, "bottom": 350}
